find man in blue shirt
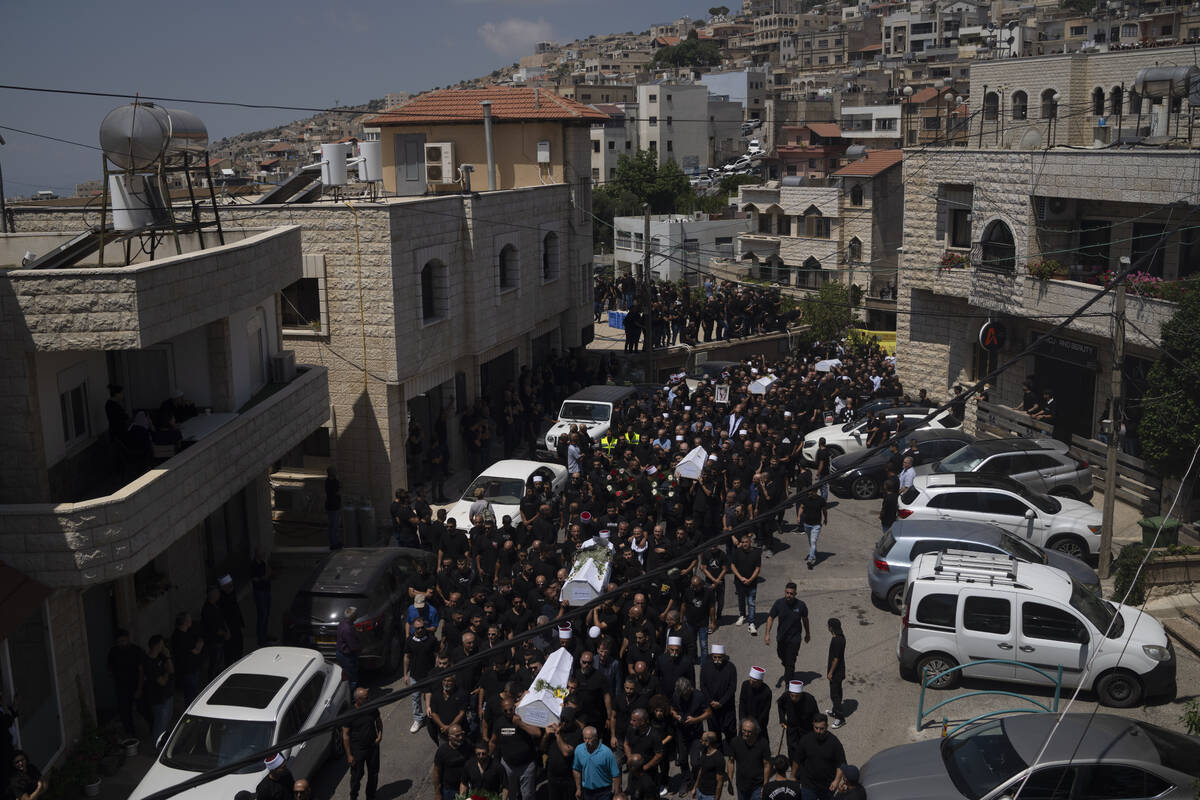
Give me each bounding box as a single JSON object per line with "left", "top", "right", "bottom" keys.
{"left": 573, "top": 725, "right": 621, "bottom": 800}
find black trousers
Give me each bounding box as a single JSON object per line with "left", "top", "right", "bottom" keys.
{"left": 829, "top": 676, "right": 844, "bottom": 721}
{"left": 776, "top": 639, "right": 801, "bottom": 683}
{"left": 349, "top": 745, "right": 380, "bottom": 800}
{"left": 548, "top": 777, "right": 576, "bottom": 800}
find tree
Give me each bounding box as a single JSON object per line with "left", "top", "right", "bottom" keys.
{"left": 709, "top": 5, "right": 730, "bottom": 17}
{"left": 652, "top": 37, "right": 722, "bottom": 67}
{"left": 799, "top": 282, "right": 854, "bottom": 342}
{"left": 591, "top": 150, "right": 708, "bottom": 252}
{"left": 1138, "top": 289, "right": 1200, "bottom": 494}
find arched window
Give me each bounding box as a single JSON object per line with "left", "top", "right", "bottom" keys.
{"left": 541, "top": 231, "right": 559, "bottom": 281}
{"left": 803, "top": 205, "right": 830, "bottom": 238}
{"left": 1011, "top": 90, "right": 1028, "bottom": 121}
{"left": 498, "top": 244, "right": 518, "bottom": 290}
{"left": 849, "top": 184, "right": 864, "bottom": 206}
{"left": 800, "top": 256, "right": 823, "bottom": 289}
{"left": 1041, "top": 88, "right": 1058, "bottom": 120}
{"left": 1109, "top": 86, "right": 1123, "bottom": 115}
{"left": 1129, "top": 88, "right": 1142, "bottom": 114}
{"left": 766, "top": 255, "right": 788, "bottom": 285}
{"left": 980, "top": 220, "right": 1016, "bottom": 272}
{"left": 983, "top": 91, "right": 999, "bottom": 121}
{"left": 421, "top": 259, "right": 447, "bottom": 322}
{"left": 1091, "top": 87, "right": 1105, "bottom": 116}
{"left": 848, "top": 237, "right": 863, "bottom": 262}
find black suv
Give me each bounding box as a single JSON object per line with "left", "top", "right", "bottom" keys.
{"left": 283, "top": 547, "right": 434, "bottom": 675}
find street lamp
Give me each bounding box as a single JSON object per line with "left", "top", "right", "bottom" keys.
{"left": 902, "top": 85, "right": 914, "bottom": 145}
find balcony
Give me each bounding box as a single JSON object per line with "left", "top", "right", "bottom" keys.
{"left": 0, "top": 365, "right": 329, "bottom": 587}
{"left": 3, "top": 227, "right": 301, "bottom": 351}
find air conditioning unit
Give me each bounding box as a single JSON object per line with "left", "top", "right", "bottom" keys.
{"left": 1034, "top": 196, "right": 1075, "bottom": 222}
{"left": 269, "top": 351, "right": 296, "bottom": 384}
{"left": 424, "top": 142, "right": 456, "bottom": 184}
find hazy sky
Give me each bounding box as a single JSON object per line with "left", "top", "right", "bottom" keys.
{"left": 1, "top": 0, "right": 702, "bottom": 197}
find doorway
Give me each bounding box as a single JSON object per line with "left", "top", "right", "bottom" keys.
{"left": 393, "top": 134, "right": 427, "bottom": 197}
{"left": 479, "top": 349, "right": 518, "bottom": 420}
{"left": 1034, "top": 355, "right": 1096, "bottom": 441}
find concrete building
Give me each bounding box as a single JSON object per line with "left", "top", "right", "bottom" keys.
{"left": 733, "top": 148, "right": 903, "bottom": 324}
{"left": 882, "top": 2, "right": 987, "bottom": 60}
{"left": 840, "top": 103, "right": 902, "bottom": 146}
{"left": 363, "top": 87, "right": 606, "bottom": 196}
{"left": 0, "top": 224, "right": 329, "bottom": 765}
{"left": 612, "top": 213, "right": 751, "bottom": 282}
{"left": 699, "top": 69, "right": 769, "bottom": 120}
{"left": 636, "top": 83, "right": 712, "bottom": 174}
{"left": 895, "top": 146, "right": 1195, "bottom": 444}
{"left": 590, "top": 103, "right": 637, "bottom": 183}
{"left": 773, "top": 123, "right": 848, "bottom": 180}
{"left": 559, "top": 84, "right": 637, "bottom": 104}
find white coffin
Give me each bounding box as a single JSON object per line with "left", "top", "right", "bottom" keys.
{"left": 515, "top": 646, "right": 575, "bottom": 727}
{"left": 674, "top": 445, "right": 709, "bottom": 480}
{"left": 561, "top": 543, "right": 613, "bottom": 606}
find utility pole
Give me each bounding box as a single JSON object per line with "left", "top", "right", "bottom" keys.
{"left": 642, "top": 204, "right": 656, "bottom": 380}
{"left": 1100, "top": 278, "right": 1126, "bottom": 579}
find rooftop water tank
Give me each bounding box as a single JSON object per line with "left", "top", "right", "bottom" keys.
{"left": 99, "top": 103, "right": 208, "bottom": 171}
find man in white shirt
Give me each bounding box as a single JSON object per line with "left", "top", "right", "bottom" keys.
{"left": 898, "top": 456, "right": 916, "bottom": 492}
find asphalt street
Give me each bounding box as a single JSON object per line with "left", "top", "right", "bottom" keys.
{"left": 301, "top": 492, "right": 1200, "bottom": 799}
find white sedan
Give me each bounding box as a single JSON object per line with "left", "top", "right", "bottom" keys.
{"left": 801, "top": 406, "right": 960, "bottom": 464}
{"left": 130, "top": 647, "right": 348, "bottom": 800}
{"left": 446, "top": 459, "right": 569, "bottom": 531}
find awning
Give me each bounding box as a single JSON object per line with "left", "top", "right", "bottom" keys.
{"left": 0, "top": 563, "right": 51, "bottom": 641}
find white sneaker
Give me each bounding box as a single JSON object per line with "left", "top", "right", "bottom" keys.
{"left": 735, "top": 615, "right": 746, "bottom": 626}
{"left": 830, "top": 718, "right": 844, "bottom": 729}
{"left": 659, "top": 788, "right": 669, "bottom": 797}
{"left": 410, "top": 720, "right": 422, "bottom": 733}
{"left": 823, "top": 709, "right": 833, "bottom": 715}
{"left": 748, "top": 623, "right": 758, "bottom": 635}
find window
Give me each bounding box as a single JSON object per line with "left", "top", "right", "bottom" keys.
{"left": 805, "top": 214, "right": 831, "bottom": 239}
{"left": 1041, "top": 88, "right": 1058, "bottom": 120}
{"left": 928, "top": 492, "right": 987, "bottom": 512}
{"left": 1078, "top": 765, "right": 1170, "bottom": 799}
{"left": 278, "top": 674, "right": 325, "bottom": 743}
{"left": 420, "top": 259, "right": 448, "bottom": 323}
{"left": 625, "top": 141, "right": 632, "bottom": 150}
{"left": 58, "top": 371, "right": 90, "bottom": 447}
{"left": 649, "top": 116, "right": 658, "bottom": 127}
{"left": 591, "top": 167, "right": 600, "bottom": 181}
{"left": 984, "top": 493, "right": 1029, "bottom": 517}
{"left": 648, "top": 93, "right": 657, "bottom": 102}
{"left": 848, "top": 237, "right": 862, "bottom": 261}
{"left": 281, "top": 278, "right": 320, "bottom": 329}
{"left": 915, "top": 593, "right": 957, "bottom": 628}
{"left": 1078, "top": 219, "right": 1111, "bottom": 267}
{"left": 758, "top": 213, "right": 772, "bottom": 234}
{"left": 649, "top": 141, "right": 657, "bottom": 152}
{"left": 1179, "top": 225, "right": 1200, "bottom": 278}
{"left": 498, "top": 245, "right": 518, "bottom": 291}
{"left": 1129, "top": 89, "right": 1142, "bottom": 114}
{"left": 1091, "top": 87, "right": 1105, "bottom": 116}
{"left": 609, "top": 167, "right": 616, "bottom": 180}
{"left": 542, "top": 231, "right": 560, "bottom": 281}
{"left": 923, "top": 117, "right": 942, "bottom": 130}
{"left": 666, "top": 140, "right": 673, "bottom": 152}
{"left": 1011, "top": 90, "right": 1028, "bottom": 121}
{"left": 778, "top": 215, "right": 791, "bottom": 235}
{"left": 1022, "top": 602, "right": 1088, "bottom": 643}
{"left": 1003, "top": 766, "right": 1076, "bottom": 800}
{"left": 1131, "top": 222, "right": 1166, "bottom": 277}
{"left": 983, "top": 91, "right": 999, "bottom": 121}
{"left": 608, "top": 140, "right": 615, "bottom": 150}
{"left": 980, "top": 220, "right": 1016, "bottom": 272}
{"left": 592, "top": 140, "right": 601, "bottom": 153}
{"left": 964, "top": 596, "right": 1011, "bottom": 635}
{"left": 1070, "top": 25, "right": 1087, "bottom": 36}
{"left": 1109, "top": 85, "right": 1123, "bottom": 116}
{"left": 1121, "top": 23, "right": 1138, "bottom": 38}
{"left": 666, "top": 116, "right": 673, "bottom": 127}
{"left": 849, "top": 184, "right": 864, "bottom": 206}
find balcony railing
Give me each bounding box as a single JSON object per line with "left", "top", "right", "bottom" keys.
{"left": 0, "top": 365, "right": 329, "bottom": 587}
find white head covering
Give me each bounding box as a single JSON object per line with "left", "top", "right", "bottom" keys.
{"left": 589, "top": 625, "right": 602, "bottom": 639}
{"left": 532, "top": 475, "right": 543, "bottom": 483}
{"left": 788, "top": 680, "right": 804, "bottom": 694}
{"left": 749, "top": 666, "right": 766, "bottom": 680}
{"left": 265, "top": 753, "right": 285, "bottom": 770}
{"left": 710, "top": 644, "right": 726, "bottom": 655}
{"left": 667, "top": 636, "right": 683, "bottom": 647}
{"left": 558, "top": 624, "right": 572, "bottom": 639}
{"left": 218, "top": 574, "right": 233, "bottom": 587}
{"left": 646, "top": 465, "right": 658, "bottom": 475}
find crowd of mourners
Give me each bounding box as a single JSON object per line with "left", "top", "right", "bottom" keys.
{"left": 593, "top": 276, "right": 802, "bottom": 352}
{"left": 379, "top": 342, "right": 918, "bottom": 800}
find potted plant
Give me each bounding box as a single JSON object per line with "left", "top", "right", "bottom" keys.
{"left": 1025, "top": 259, "right": 1063, "bottom": 280}
{"left": 939, "top": 251, "right": 968, "bottom": 269}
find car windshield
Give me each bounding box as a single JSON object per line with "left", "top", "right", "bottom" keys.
{"left": 559, "top": 401, "right": 610, "bottom": 423}
{"left": 840, "top": 419, "right": 865, "bottom": 433}
{"left": 1138, "top": 721, "right": 1200, "bottom": 778}
{"left": 461, "top": 477, "right": 527, "bottom": 505}
{"left": 161, "top": 715, "right": 275, "bottom": 773}
{"left": 934, "top": 445, "right": 990, "bottom": 473}
{"left": 998, "top": 533, "right": 1046, "bottom": 564}
{"left": 1069, "top": 578, "right": 1122, "bottom": 637}
{"left": 941, "top": 719, "right": 1028, "bottom": 800}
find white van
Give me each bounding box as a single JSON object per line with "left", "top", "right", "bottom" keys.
{"left": 897, "top": 550, "right": 1176, "bottom": 707}
{"left": 538, "top": 385, "right": 637, "bottom": 461}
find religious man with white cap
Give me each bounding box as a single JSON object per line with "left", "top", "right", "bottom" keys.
{"left": 655, "top": 635, "right": 696, "bottom": 691}
{"left": 777, "top": 680, "right": 818, "bottom": 773}
{"left": 700, "top": 643, "right": 738, "bottom": 743}
{"left": 254, "top": 752, "right": 293, "bottom": 800}
{"left": 738, "top": 665, "right": 773, "bottom": 748}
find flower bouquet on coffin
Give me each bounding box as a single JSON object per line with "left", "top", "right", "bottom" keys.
{"left": 515, "top": 646, "right": 574, "bottom": 727}
{"left": 561, "top": 540, "right": 614, "bottom": 606}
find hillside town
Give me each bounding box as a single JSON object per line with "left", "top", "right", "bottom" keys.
{"left": 4, "top": 0, "right": 1200, "bottom": 799}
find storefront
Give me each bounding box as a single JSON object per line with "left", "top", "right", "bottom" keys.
{"left": 1028, "top": 331, "right": 1099, "bottom": 441}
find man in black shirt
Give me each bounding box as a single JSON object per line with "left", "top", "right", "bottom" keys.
{"left": 777, "top": 681, "right": 817, "bottom": 774}
{"left": 623, "top": 708, "right": 664, "bottom": 778}
{"left": 794, "top": 715, "right": 845, "bottom": 800}
{"left": 433, "top": 723, "right": 472, "bottom": 800}
{"left": 701, "top": 545, "right": 729, "bottom": 623}
{"left": 763, "top": 583, "right": 810, "bottom": 685}
{"left": 670, "top": 678, "right": 711, "bottom": 779}
{"left": 737, "top": 666, "right": 772, "bottom": 748}
{"left": 462, "top": 739, "right": 506, "bottom": 794}
{"left": 834, "top": 764, "right": 867, "bottom": 800}
{"left": 492, "top": 697, "right": 543, "bottom": 800}
{"left": 689, "top": 731, "right": 727, "bottom": 800}
{"left": 544, "top": 708, "right": 584, "bottom": 800}
{"left": 404, "top": 617, "right": 438, "bottom": 734}
{"left": 762, "top": 755, "right": 804, "bottom": 800}
{"left": 575, "top": 651, "right": 614, "bottom": 734}
{"left": 681, "top": 575, "right": 717, "bottom": 657}
{"left": 727, "top": 718, "right": 770, "bottom": 800}
{"left": 879, "top": 477, "right": 899, "bottom": 533}
{"left": 826, "top": 619, "right": 846, "bottom": 730}
{"left": 170, "top": 612, "right": 204, "bottom": 703}
{"left": 106, "top": 629, "right": 143, "bottom": 737}
{"left": 427, "top": 675, "right": 469, "bottom": 745}
{"left": 341, "top": 687, "right": 382, "bottom": 800}
{"left": 255, "top": 753, "right": 294, "bottom": 800}
{"left": 730, "top": 536, "right": 761, "bottom": 635}
{"left": 798, "top": 491, "right": 828, "bottom": 570}
{"left": 700, "top": 645, "right": 737, "bottom": 744}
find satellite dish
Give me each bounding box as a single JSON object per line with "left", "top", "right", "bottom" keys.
{"left": 1006, "top": 35, "right": 1015, "bottom": 44}
{"left": 1018, "top": 128, "right": 1043, "bottom": 149}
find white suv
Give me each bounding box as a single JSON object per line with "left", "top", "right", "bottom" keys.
{"left": 130, "top": 647, "right": 349, "bottom": 799}
{"left": 898, "top": 550, "right": 1176, "bottom": 707}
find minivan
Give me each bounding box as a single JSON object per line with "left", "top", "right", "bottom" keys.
{"left": 539, "top": 384, "right": 637, "bottom": 460}
{"left": 897, "top": 550, "right": 1175, "bottom": 707}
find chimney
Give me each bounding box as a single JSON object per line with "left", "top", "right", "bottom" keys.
{"left": 535, "top": 88, "right": 540, "bottom": 108}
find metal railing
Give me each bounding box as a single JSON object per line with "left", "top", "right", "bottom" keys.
{"left": 917, "top": 659, "right": 1063, "bottom": 737}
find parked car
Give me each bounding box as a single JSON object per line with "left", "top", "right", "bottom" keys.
{"left": 801, "top": 406, "right": 960, "bottom": 464}
{"left": 862, "top": 713, "right": 1200, "bottom": 800}
{"left": 539, "top": 385, "right": 638, "bottom": 460}
{"left": 129, "top": 647, "right": 350, "bottom": 800}
{"left": 723, "top": 155, "right": 752, "bottom": 173}
{"left": 747, "top": 138, "right": 763, "bottom": 155}
{"left": 898, "top": 473, "right": 1103, "bottom": 559}
{"left": 830, "top": 428, "right": 975, "bottom": 500}
{"left": 283, "top": 547, "right": 434, "bottom": 673}
{"left": 898, "top": 550, "right": 1174, "bottom": 706}
{"left": 915, "top": 436, "right": 1094, "bottom": 501}
{"left": 869, "top": 518, "right": 1101, "bottom": 614}
{"left": 447, "top": 459, "right": 568, "bottom": 531}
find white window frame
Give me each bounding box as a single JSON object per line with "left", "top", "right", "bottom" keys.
{"left": 281, "top": 254, "right": 329, "bottom": 338}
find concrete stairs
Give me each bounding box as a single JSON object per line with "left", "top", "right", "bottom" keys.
{"left": 1163, "top": 605, "right": 1200, "bottom": 658}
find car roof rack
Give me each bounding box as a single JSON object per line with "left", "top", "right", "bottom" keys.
{"left": 920, "top": 549, "right": 1030, "bottom": 589}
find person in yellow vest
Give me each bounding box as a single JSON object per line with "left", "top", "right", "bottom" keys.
{"left": 600, "top": 426, "right": 620, "bottom": 457}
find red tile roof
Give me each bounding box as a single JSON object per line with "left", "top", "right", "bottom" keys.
{"left": 856, "top": 43, "right": 883, "bottom": 51}
{"left": 366, "top": 88, "right": 608, "bottom": 125}
{"left": 655, "top": 36, "right": 682, "bottom": 46}
{"left": 832, "top": 149, "right": 903, "bottom": 177}
{"left": 805, "top": 122, "right": 843, "bottom": 137}
{"left": 904, "top": 87, "right": 941, "bottom": 105}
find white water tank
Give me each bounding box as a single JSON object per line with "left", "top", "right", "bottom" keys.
{"left": 357, "top": 140, "right": 383, "bottom": 182}
{"left": 320, "top": 143, "right": 351, "bottom": 186}
{"left": 108, "top": 174, "right": 157, "bottom": 231}
{"left": 99, "top": 103, "right": 208, "bottom": 170}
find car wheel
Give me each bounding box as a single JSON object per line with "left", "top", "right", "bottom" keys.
{"left": 1048, "top": 535, "right": 1088, "bottom": 559}
{"left": 330, "top": 725, "right": 345, "bottom": 760}
{"left": 851, "top": 475, "right": 879, "bottom": 500}
{"left": 1096, "top": 670, "right": 1143, "bottom": 708}
{"left": 916, "top": 653, "right": 961, "bottom": 689}
{"left": 885, "top": 584, "right": 906, "bottom": 615}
